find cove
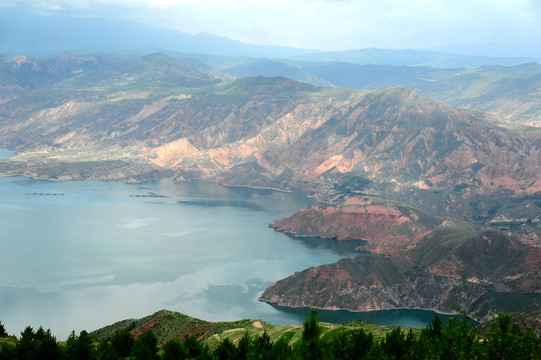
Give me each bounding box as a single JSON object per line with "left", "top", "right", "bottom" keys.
{"left": 0, "top": 177, "right": 450, "bottom": 339}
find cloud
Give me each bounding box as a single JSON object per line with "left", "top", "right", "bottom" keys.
{"left": 6, "top": 0, "right": 541, "bottom": 52}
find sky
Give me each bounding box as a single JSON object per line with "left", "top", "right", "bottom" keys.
{"left": 7, "top": 0, "right": 541, "bottom": 55}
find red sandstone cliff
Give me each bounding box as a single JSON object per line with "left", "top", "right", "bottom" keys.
{"left": 260, "top": 223, "right": 541, "bottom": 319}
{"left": 270, "top": 198, "right": 442, "bottom": 255}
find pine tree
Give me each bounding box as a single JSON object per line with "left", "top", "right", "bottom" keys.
{"left": 131, "top": 331, "right": 158, "bottom": 360}
{"left": 301, "top": 308, "right": 322, "bottom": 359}
{"left": 0, "top": 321, "right": 7, "bottom": 338}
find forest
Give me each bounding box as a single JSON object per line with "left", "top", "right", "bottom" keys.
{"left": 0, "top": 310, "right": 539, "bottom": 360}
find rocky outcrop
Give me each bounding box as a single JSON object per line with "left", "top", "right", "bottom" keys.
{"left": 260, "top": 254, "right": 492, "bottom": 317}
{"left": 260, "top": 223, "right": 541, "bottom": 319}
{"left": 269, "top": 198, "right": 442, "bottom": 255}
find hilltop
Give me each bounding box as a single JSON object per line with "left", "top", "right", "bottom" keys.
{"left": 2, "top": 308, "right": 539, "bottom": 359}
{"left": 89, "top": 309, "right": 410, "bottom": 347}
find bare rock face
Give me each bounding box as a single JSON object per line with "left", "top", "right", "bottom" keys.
{"left": 269, "top": 198, "right": 442, "bottom": 255}
{"left": 260, "top": 254, "right": 490, "bottom": 317}
{"left": 260, "top": 223, "right": 541, "bottom": 319}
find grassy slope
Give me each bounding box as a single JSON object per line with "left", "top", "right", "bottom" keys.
{"left": 90, "top": 310, "right": 419, "bottom": 348}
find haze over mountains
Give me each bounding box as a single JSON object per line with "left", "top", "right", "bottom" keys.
{"left": 0, "top": 7, "right": 314, "bottom": 59}
{"left": 225, "top": 61, "right": 541, "bottom": 127}
{"left": 0, "top": 4, "right": 540, "bottom": 328}
{"left": 3, "top": 7, "right": 539, "bottom": 128}
{"left": 2, "top": 7, "right": 540, "bottom": 67}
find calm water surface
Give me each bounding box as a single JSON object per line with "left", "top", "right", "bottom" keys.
{"left": 0, "top": 149, "right": 14, "bottom": 159}
{"left": 0, "top": 176, "right": 451, "bottom": 339}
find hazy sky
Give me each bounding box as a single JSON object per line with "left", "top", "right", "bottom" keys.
{"left": 8, "top": 0, "right": 541, "bottom": 53}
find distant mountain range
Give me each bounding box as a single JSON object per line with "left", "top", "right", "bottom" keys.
{"left": 2, "top": 6, "right": 539, "bottom": 128}
{"left": 0, "top": 53, "right": 539, "bottom": 226}
{"left": 1, "top": 6, "right": 540, "bottom": 68}
{"left": 0, "top": 7, "right": 313, "bottom": 59}
{"left": 223, "top": 61, "right": 541, "bottom": 126}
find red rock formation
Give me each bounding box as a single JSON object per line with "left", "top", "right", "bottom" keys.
{"left": 131, "top": 315, "right": 163, "bottom": 340}
{"left": 270, "top": 199, "right": 441, "bottom": 254}
{"left": 260, "top": 226, "right": 541, "bottom": 319}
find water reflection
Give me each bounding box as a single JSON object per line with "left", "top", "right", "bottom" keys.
{"left": 200, "top": 281, "right": 266, "bottom": 315}
{"left": 177, "top": 199, "right": 264, "bottom": 211}
{"left": 0, "top": 177, "right": 353, "bottom": 338}
{"left": 286, "top": 235, "right": 367, "bottom": 256}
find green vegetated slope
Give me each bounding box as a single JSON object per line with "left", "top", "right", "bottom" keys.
{"left": 1, "top": 309, "right": 540, "bottom": 359}
{"left": 89, "top": 309, "right": 409, "bottom": 347}
{"left": 0, "top": 53, "right": 226, "bottom": 90}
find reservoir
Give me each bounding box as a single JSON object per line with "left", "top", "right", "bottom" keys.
{"left": 0, "top": 177, "right": 452, "bottom": 339}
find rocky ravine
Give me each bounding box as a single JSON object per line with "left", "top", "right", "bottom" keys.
{"left": 260, "top": 222, "right": 541, "bottom": 320}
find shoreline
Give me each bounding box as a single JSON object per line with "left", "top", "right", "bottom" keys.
{"left": 223, "top": 183, "right": 292, "bottom": 193}
{"left": 0, "top": 173, "right": 298, "bottom": 194}
{"left": 260, "top": 300, "right": 468, "bottom": 321}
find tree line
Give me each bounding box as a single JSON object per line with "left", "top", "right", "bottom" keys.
{"left": 0, "top": 309, "right": 539, "bottom": 359}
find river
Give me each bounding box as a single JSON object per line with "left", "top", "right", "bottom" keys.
{"left": 0, "top": 175, "right": 454, "bottom": 339}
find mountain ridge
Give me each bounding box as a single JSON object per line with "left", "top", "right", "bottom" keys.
{"left": 224, "top": 60, "right": 541, "bottom": 126}
{"left": 269, "top": 198, "right": 442, "bottom": 255}
{"left": 1, "top": 7, "right": 539, "bottom": 67}
{"left": 1, "top": 55, "right": 540, "bottom": 202}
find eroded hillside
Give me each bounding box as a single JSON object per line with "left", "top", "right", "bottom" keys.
{"left": 1, "top": 54, "right": 540, "bottom": 199}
